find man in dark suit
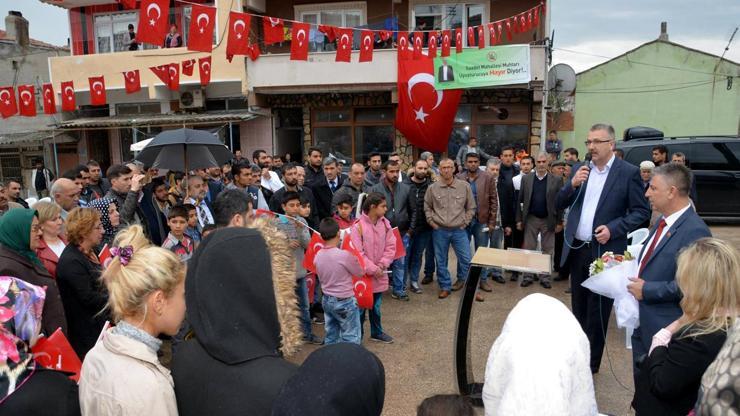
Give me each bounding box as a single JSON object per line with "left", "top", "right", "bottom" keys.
{"left": 311, "top": 156, "right": 344, "bottom": 221}
{"left": 437, "top": 58, "right": 455, "bottom": 82}
{"left": 626, "top": 163, "right": 711, "bottom": 379}
{"left": 557, "top": 123, "right": 650, "bottom": 374}
{"left": 516, "top": 152, "right": 564, "bottom": 289}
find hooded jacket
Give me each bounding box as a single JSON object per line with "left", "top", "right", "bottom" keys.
{"left": 172, "top": 221, "right": 301, "bottom": 416}
{"left": 272, "top": 343, "right": 385, "bottom": 416}
{"left": 331, "top": 180, "right": 367, "bottom": 214}
{"left": 349, "top": 214, "right": 396, "bottom": 293}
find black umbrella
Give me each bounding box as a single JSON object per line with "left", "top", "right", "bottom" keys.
{"left": 135, "top": 128, "right": 232, "bottom": 172}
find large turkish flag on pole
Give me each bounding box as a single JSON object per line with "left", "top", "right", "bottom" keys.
{"left": 395, "top": 58, "right": 462, "bottom": 153}
{"left": 137, "top": 0, "right": 169, "bottom": 47}
{"left": 187, "top": 4, "right": 216, "bottom": 52}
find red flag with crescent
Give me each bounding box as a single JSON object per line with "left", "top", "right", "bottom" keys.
{"left": 527, "top": 11, "right": 534, "bottom": 31}
{"left": 122, "top": 70, "right": 141, "bottom": 94}
{"left": 181, "top": 59, "right": 195, "bottom": 76}
{"left": 31, "top": 328, "right": 82, "bottom": 381}
{"left": 427, "top": 31, "right": 438, "bottom": 58}
{"left": 263, "top": 17, "right": 284, "bottom": 45}
{"left": 397, "top": 31, "right": 411, "bottom": 61}
{"left": 497, "top": 22, "right": 504, "bottom": 44}
{"left": 187, "top": 4, "right": 216, "bottom": 52}
{"left": 167, "top": 63, "right": 180, "bottom": 91}
{"left": 17, "top": 85, "right": 36, "bottom": 117}
{"left": 341, "top": 234, "right": 366, "bottom": 269}
{"left": 198, "top": 56, "right": 212, "bottom": 86}
{"left": 378, "top": 30, "right": 392, "bottom": 41}
{"left": 150, "top": 65, "right": 170, "bottom": 87}
{"left": 467, "top": 26, "right": 475, "bottom": 47}
{"left": 305, "top": 272, "right": 317, "bottom": 304}
{"left": 488, "top": 23, "right": 497, "bottom": 46}
{"left": 116, "top": 0, "right": 136, "bottom": 9}
{"left": 247, "top": 44, "right": 261, "bottom": 61}
{"left": 353, "top": 275, "right": 373, "bottom": 309}
{"left": 302, "top": 232, "right": 325, "bottom": 272}
{"left": 60, "top": 81, "right": 75, "bottom": 112}
{"left": 533, "top": 6, "right": 541, "bottom": 28}
{"left": 290, "top": 22, "right": 310, "bottom": 61}
{"left": 478, "top": 25, "right": 486, "bottom": 48}
{"left": 455, "top": 28, "right": 463, "bottom": 53}
{"left": 359, "top": 30, "right": 374, "bottom": 62}
{"left": 395, "top": 58, "right": 463, "bottom": 153}
{"left": 391, "top": 227, "right": 406, "bottom": 259}
{"left": 412, "top": 32, "right": 423, "bottom": 60}
{"left": 137, "top": 0, "right": 169, "bottom": 46}
{"left": 319, "top": 25, "right": 337, "bottom": 43}
{"left": 441, "top": 30, "right": 451, "bottom": 57}
{"left": 226, "top": 11, "right": 251, "bottom": 61}
{"left": 505, "top": 19, "right": 513, "bottom": 41}
{"left": 42, "top": 83, "right": 56, "bottom": 115}
{"left": 335, "top": 28, "right": 353, "bottom": 62}
{"left": 88, "top": 76, "right": 106, "bottom": 106}
{"left": 0, "top": 86, "right": 18, "bottom": 118}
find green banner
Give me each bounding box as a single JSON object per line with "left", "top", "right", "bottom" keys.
{"left": 433, "top": 45, "right": 531, "bottom": 90}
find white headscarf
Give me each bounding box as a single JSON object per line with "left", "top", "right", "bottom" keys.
{"left": 483, "top": 294, "right": 598, "bottom": 416}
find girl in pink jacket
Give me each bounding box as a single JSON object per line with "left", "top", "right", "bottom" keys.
{"left": 350, "top": 192, "right": 397, "bottom": 344}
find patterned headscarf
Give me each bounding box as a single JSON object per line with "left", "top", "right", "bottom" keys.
{"left": 89, "top": 198, "right": 118, "bottom": 247}
{"left": 0, "top": 276, "right": 45, "bottom": 404}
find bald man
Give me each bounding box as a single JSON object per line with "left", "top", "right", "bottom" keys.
{"left": 51, "top": 178, "right": 80, "bottom": 220}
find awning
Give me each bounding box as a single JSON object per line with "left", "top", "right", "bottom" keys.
{"left": 0, "top": 130, "right": 54, "bottom": 145}
{"left": 55, "top": 110, "right": 259, "bottom": 130}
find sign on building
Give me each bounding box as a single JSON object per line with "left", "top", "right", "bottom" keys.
{"left": 433, "top": 45, "right": 531, "bottom": 90}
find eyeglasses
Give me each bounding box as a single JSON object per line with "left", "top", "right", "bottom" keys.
{"left": 584, "top": 139, "right": 612, "bottom": 146}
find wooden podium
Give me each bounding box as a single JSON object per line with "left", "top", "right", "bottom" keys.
{"left": 454, "top": 247, "right": 552, "bottom": 406}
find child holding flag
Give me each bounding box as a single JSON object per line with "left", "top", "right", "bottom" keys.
{"left": 313, "top": 218, "right": 364, "bottom": 344}
{"left": 350, "top": 192, "right": 396, "bottom": 344}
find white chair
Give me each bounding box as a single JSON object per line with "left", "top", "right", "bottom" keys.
{"left": 25, "top": 197, "right": 38, "bottom": 207}
{"left": 628, "top": 228, "right": 650, "bottom": 246}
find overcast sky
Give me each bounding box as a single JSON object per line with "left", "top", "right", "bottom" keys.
{"left": 2, "top": 0, "right": 739, "bottom": 73}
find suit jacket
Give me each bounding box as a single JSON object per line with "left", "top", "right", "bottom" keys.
{"left": 311, "top": 175, "right": 344, "bottom": 221}
{"left": 438, "top": 64, "right": 454, "bottom": 82}
{"left": 456, "top": 171, "right": 497, "bottom": 228}
{"left": 632, "top": 207, "right": 711, "bottom": 354}
{"left": 497, "top": 165, "right": 519, "bottom": 228}
{"left": 557, "top": 157, "right": 650, "bottom": 265}
{"left": 516, "top": 172, "right": 564, "bottom": 231}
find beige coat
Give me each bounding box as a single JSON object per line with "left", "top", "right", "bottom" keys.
{"left": 79, "top": 330, "right": 178, "bottom": 416}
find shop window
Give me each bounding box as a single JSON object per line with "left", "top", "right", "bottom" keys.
{"left": 312, "top": 106, "right": 394, "bottom": 163}
{"left": 449, "top": 104, "right": 530, "bottom": 161}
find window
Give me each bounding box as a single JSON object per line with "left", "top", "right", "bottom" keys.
{"left": 412, "top": 2, "right": 487, "bottom": 47}
{"left": 449, "top": 104, "right": 529, "bottom": 160}
{"left": 94, "top": 12, "right": 157, "bottom": 53}
{"left": 296, "top": 2, "right": 366, "bottom": 52}
{"left": 312, "top": 107, "right": 394, "bottom": 163}
{"left": 691, "top": 142, "right": 740, "bottom": 171}
{"left": 116, "top": 103, "right": 161, "bottom": 115}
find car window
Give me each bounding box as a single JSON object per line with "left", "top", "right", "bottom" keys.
{"left": 623, "top": 145, "right": 653, "bottom": 167}
{"left": 690, "top": 142, "right": 740, "bottom": 171}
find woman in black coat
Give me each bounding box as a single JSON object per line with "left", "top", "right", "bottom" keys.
{"left": 632, "top": 238, "right": 739, "bottom": 416}
{"left": 56, "top": 208, "right": 108, "bottom": 358}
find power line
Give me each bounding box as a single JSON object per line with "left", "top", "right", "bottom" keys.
{"left": 577, "top": 80, "right": 717, "bottom": 94}
{"left": 574, "top": 78, "right": 720, "bottom": 92}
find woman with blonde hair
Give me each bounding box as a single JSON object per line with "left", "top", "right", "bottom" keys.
{"left": 56, "top": 207, "right": 108, "bottom": 357}
{"left": 79, "top": 226, "right": 185, "bottom": 416}
{"left": 32, "top": 200, "right": 67, "bottom": 279}
{"left": 632, "top": 237, "right": 740, "bottom": 416}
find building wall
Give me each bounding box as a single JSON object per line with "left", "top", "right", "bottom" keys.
{"left": 240, "top": 116, "right": 273, "bottom": 162}
{"left": 572, "top": 41, "right": 740, "bottom": 154}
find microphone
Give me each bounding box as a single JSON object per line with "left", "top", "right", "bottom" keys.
{"left": 583, "top": 152, "right": 592, "bottom": 164}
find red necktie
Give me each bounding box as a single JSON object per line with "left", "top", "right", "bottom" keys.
{"left": 638, "top": 219, "right": 667, "bottom": 276}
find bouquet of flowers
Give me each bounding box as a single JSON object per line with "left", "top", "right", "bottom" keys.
{"left": 582, "top": 251, "right": 639, "bottom": 329}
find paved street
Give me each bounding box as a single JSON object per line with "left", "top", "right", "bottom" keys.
{"left": 291, "top": 225, "right": 739, "bottom": 416}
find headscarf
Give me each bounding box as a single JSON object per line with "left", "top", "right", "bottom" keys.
{"left": 271, "top": 343, "right": 386, "bottom": 416}
{"left": 0, "top": 276, "right": 46, "bottom": 403}
{"left": 482, "top": 294, "right": 597, "bottom": 416}
{"left": 0, "top": 209, "right": 43, "bottom": 267}
{"left": 89, "top": 198, "right": 117, "bottom": 247}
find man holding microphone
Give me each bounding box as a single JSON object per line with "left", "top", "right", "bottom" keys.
{"left": 557, "top": 123, "right": 650, "bottom": 374}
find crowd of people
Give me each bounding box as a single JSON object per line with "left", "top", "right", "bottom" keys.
{"left": 0, "top": 123, "right": 738, "bottom": 415}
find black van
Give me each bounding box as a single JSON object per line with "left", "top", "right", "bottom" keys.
{"left": 619, "top": 134, "right": 740, "bottom": 220}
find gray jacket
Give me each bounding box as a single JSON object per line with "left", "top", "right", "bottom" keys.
{"left": 274, "top": 215, "right": 310, "bottom": 279}
{"left": 331, "top": 181, "right": 368, "bottom": 213}
{"left": 369, "top": 180, "right": 411, "bottom": 233}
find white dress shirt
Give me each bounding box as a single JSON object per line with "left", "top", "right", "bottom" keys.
{"left": 261, "top": 170, "right": 284, "bottom": 193}
{"left": 184, "top": 197, "right": 214, "bottom": 229}
{"left": 575, "top": 155, "right": 615, "bottom": 241}
{"left": 638, "top": 204, "right": 692, "bottom": 267}
{"left": 512, "top": 173, "right": 524, "bottom": 191}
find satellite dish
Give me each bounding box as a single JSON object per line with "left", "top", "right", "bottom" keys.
{"left": 547, "top": 63, "right": 576, "bottom": 97}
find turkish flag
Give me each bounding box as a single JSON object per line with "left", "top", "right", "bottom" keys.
{"left": 42, "top": 83, "right": 56, "bottom": 114}
{"left": 181, "top": 59, "right": 195, "bottom": 76}
{"left": 98, "top": 244, "right": 112, "bottom": 268}
{"left": 167, "top": 63, "right": 180, "bottom": 91}
{"left": 455, "top": 28, "right": 463, "bottom": 53}
{"left": 379, "top": 30, "right": 392, "bottom": 41}
{"left": 226, "top": 11, "right": 251, "bottom": 61}
{"left": 505, "top": 19, "right": 513, "bottom": 41}
{"left": 31, "top": 328, "right": 82, "bottom": 382}
{"left": 247, "top": 44, "right": 261, "bottom": 61}
{"left": 427, "top": 31, "right": 438, "bottom": 58}
{"left": 391, "top": 227, "right": 406, "bottom": 259}
{"left": 441, "top": 30, "right": 451, "bottom": 57}
{"left": 198, "top": 56, "right": 211, "bottom": 86}
{"left": 352, "top": 276, "right": 373, "bottom": 309}
{"left": 263, "top": 16, "right": 284, "bottom": 45}
{"left": 533, "top": 6, "right": 540, "bottom": 27}
{"left": 359, "top": 30, "right": 374, "bottom": 62}
{"left": 302, "top": 232, "right": 325, "bottom": 273}
{"left": 137, "top": 0, "right": 169, "bottom": 46}
{"left": 527, "top": 11, "right": 534, "bottom": 31}
{"left": 88, "top": 76, "right": 106, "bottom": 106}
{"left": 467, "top": 26, "right": 475, "bottom": 48}
{"left": 116, "top": 0, "right": 136, "bottom": 9}
{"left": 290, "top": 22, "right": 310, "bottom": 61}
{"left": 412, "top": 32, "right": 423, "bottom": 60}
{"left": 335, "top": 28, "right": 353, "bottom": 62}
{"left": 122, "top": 70, "right": 141, "bottom": 94}
{"left": 18, "top": 85, "right": 36, "bottom": 117}
{"left": 188, "top": 4, "right": 216, "bottom": 52}
{"left": 397, "top": 31, "right": 411, "bottom": 61}
{"left": 519, "top": 14, "right": 528, "bottom": 32}
{"left": 319, "top": 25, "right": 337, "bottom": 43}
{"left": 395, "top": 58, "right": 462, "bottom": 153}
{"left": 488, "top": 23, "right": 497, "bottom": 46}
{"left": 497, "top": 22, "right": 504, "bottom": 44}
{"left": 0, "top": 87, "right": 17, "bottom": 118}
{"left": 61, "top": 81, "right": 75, "bottom": 112}
{"left": 305, "top": 272, "right": 316, "bottom": 304}
{"left": 477, "top": 25, "right": 485, "bottom": 49}
{"left": 541, "top": 1, "right": 547, "bottom": 16}
{"left": 150, "top": 65, "right": 171, "bottom": 87}
{"left": 341, "top": 234, "right": 365, "bottom": 269}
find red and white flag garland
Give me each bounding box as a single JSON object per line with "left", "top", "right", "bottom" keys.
{"left": 17, "top": 85, "right": 36, "bottom": 117}
{"left": 42, "top": 83, "right": 56, "bottom": 114}
{"left": 123, "top": 70, "right": 141, "bottom": 94}
{"left": 88, "top": 76, "right": 107, "bottom": 106}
